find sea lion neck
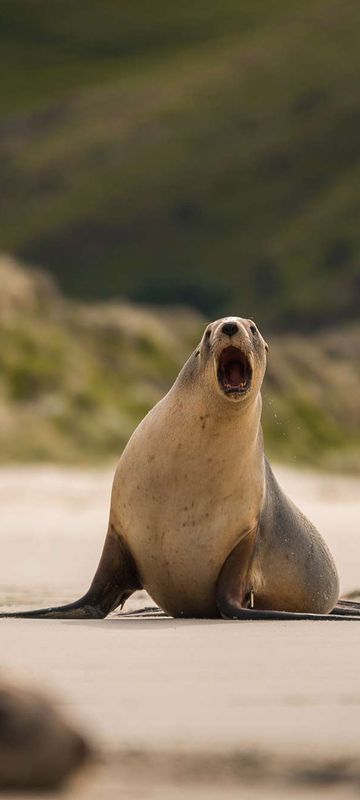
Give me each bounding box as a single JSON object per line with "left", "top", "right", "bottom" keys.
{"left": 166, "top": 380, "right": 264, "bottom": 456}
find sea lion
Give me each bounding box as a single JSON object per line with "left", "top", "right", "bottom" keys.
{"left": 1, "top": 316, "right": 359, "bottom": 620}
{"left": 0, "top": 680, "right": 91, "bottom": 790}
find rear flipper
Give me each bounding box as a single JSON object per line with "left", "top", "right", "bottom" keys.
{"left": 0, "top": 526, "right": 141, "bottom": 619}
{"left": 330, "top": 599, "right": 360, "bottom": 617}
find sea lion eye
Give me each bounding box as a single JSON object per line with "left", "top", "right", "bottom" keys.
{"left": 205, "top": 329, "right": 211, "bottom": 340}
{"left": 250, "top": 324, "right": 257, "bottom": 336}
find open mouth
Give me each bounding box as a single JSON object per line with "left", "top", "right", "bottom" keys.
{"left": 217, "top": 346, "right": 252, "bottom": 396}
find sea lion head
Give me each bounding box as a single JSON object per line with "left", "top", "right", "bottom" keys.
{"left": 197, "top": 316, "right": 268, "bottom": 405}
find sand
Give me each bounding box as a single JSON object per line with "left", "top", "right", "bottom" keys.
{"left": 1, "top": 464, "right": 360, "bottom": 799}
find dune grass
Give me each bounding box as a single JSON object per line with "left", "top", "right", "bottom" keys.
{"left": 1, "top": 259, "right": 359, "bottom": 469}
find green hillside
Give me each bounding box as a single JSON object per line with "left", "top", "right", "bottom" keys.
{"left": 1, "top": 1, "right": 360, "bottom": 328}
{"left": 1, "top": 258, "right": 359, "bottom": 469}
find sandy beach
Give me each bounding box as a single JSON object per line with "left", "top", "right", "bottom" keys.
{"left": 1, "top": 464, "right": 360, "bottom": 798}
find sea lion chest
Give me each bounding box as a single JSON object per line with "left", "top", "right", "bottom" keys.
{"left": 110, "top": 395, "right": 265, "bottom": 617}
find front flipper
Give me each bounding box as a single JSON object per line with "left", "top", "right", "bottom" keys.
{"left": 0, "top": 526, "right": 141, "bottom": 619}
{"left": 216, "top": 539, "right": 360, "bottom": 621}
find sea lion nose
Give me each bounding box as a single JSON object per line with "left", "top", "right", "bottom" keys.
{"left": 221, "top": 322, "right": 239, "bottom": 337}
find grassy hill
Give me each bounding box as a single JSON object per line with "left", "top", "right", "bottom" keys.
{"left": 1, "top": 1, "right": 360, "bottom": 329}
{"left": 1, "top": 258, "right": 359, "bottom": 469}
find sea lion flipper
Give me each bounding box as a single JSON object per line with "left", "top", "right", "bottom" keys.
{"left": 330, "top": 600, "right": 360, "bottom": 617}
{"left": 216, "top": 527, "right": 258, "bottom": 616}
{"left": 0, "top": 526, "right": 141, "bottom": 619}
{"left": 218, "top": 605, "right": 360, "bottom": 621}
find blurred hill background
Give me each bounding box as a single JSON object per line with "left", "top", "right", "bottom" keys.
{"left": 0, "top": 1, "right": 359, "bottom": 466}
{"left": 0, "top": 257, "right": 359, "bottom": 469}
